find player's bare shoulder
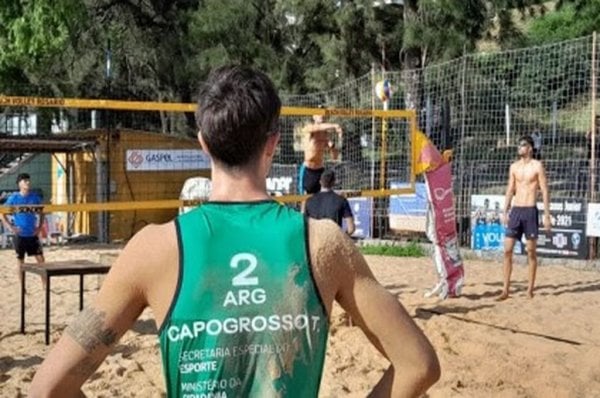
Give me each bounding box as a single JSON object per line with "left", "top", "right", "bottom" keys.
{"left": 509, "top": 160, "right": 520, "bottom": 175}
{"left": 532, "top": 158, "right": 545, "bottom": 172}
{"left": 116, "top": 221, "right": 178, "bottom": 279}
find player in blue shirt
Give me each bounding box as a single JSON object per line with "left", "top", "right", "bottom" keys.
{"left": 1, "top": 173, "right": 45, "bottom": 286}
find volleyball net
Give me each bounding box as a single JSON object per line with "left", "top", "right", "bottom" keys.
{"left": 0, "top": 96, "right": 417, "bottom": 241}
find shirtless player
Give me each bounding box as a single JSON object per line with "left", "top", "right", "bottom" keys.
{"left": 497, "top": 135, "right": 551, "bottom": 301}
{"left": 299, "top": 113, "right": 343, "bottom": 194}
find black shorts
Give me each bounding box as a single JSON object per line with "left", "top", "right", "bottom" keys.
{"left": 14, "top": 236, "right": 43, "bottom": 260}
{"left": 505, "top": 206, "right": 539, "bottom": 241}
{"left": 299, "top": 165, "right": 325, "bottom": 194}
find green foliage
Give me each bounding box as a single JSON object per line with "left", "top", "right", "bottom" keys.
{"left": 527, "top": 1, "right": 600, "bottom": 45}
{"left": 359, "top": 242, "right": 426, "bottom": 257}
{"left": 0, "top": 0, "right": 86, "bottom": 95}
{"left": 0, "top": 0, "right": 84, "bottom": 68}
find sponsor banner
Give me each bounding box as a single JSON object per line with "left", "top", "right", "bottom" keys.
{"left": 343, "top": 197, "right": 373, "bottom": 239}
{"left": 425, "top": 163, "right": 464, "bottom": 298}
{"left": 532, "top": 198, "right": 587, "bottom": 259}
{"left": 427, "top": 164, "right": 457, "bottom": 243}
{"left": 471, "top": 195, "right": 588, "bottom": 259}
{"left": 266, "top": 164, "right": 298, "bottom": 196}
{"left": 471, "top": 195, "right": 505, "bottom": 251}
{"left": 126, "top": 149, "right": 211, "bottom": 171}
{"left": 388, "top": 182, "right": 427, "bottom": 232}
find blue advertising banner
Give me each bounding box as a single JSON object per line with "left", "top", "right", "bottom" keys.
{"left": 388, "top": 182, "right": 428, "bottom": 232}
{"left": 471, "top": 195, "right": 506, "bottom": 251}
{"left": 343, "top": 197, "right": 373, "bottom": 239}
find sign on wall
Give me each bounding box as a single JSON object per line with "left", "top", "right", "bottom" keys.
{"left": 126, "top": 149, "right": 211, "bottom": 171}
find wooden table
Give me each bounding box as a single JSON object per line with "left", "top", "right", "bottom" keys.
{"left": 20, "top": 260, "right": 111, "bottom": 345}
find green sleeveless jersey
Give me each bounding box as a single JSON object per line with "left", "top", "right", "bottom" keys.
{"left": 159, "top": 201, "right": 329, "bottom": 398}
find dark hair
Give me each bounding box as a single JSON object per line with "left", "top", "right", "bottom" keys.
{"left": 195, "top": 65, "right": 281, "bottom": 167}
{"left": 16, "top": 173, "right": 30, "bottom": 184}
{"left": 320, "top": 169, "right": 335, "bottom": 189}
{"left": 518, "top": 135, "right": 534, "bottom": 147}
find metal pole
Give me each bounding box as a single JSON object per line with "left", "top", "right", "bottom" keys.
{"left": 426, "top": 96, "right": 432, "bottom": 137}
{"left": 505, "top": 103, "right": 511, "bottom": 146}
{"left": 104, "top": 38, "right": 112, "bottom": 243}
{"left": 457, "top": 50, "right": 468, "bottom": 241}
{"left": 551, "top": 100, "right": 557, "bottom": 146}
{"left": 371, "top": 63, "right": 376, "bottom": 190}
{"left": 591, "top": 32, "right": 597, "bottom": 203}
{"left": 67, "top": 153, "right": 74, "bottom": 237}
{"left": 590, "top": 32, "right": 597, "bottom": 259}
{"left": 380, "top": 100, "right": 388, "bottom": 190}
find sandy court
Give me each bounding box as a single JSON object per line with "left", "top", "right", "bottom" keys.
{"left": 1, "top": 245, "right": 600, "bottom": 397}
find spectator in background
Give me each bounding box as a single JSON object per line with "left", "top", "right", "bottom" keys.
{"left": 304, "top": 169, "right": 355, "bottom": 236}
{"left": 1, "top": 173, "right": 45, "bottom": 287}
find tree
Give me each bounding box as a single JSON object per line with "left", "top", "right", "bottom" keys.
{"left": 527, "top": 1, "right": 600, "bottom": 45}
{"left": 0, "top": 0, "right": 86, "bottom": 95}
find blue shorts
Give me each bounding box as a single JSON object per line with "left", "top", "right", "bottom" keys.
{"left": 298, "top": 165, "right": 324, "bottom": 194}
{"left": 505, "top": 206, "right": 539, "bottom": 241}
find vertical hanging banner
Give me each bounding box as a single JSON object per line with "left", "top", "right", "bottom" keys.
{"left": 425, "top": 163, "right": 465, "bottom": 298}
{"left": 413, "top": 129, "right": 464, "bottom": 299}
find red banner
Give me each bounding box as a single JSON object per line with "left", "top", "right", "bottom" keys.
{"left": 425, "top": 163, "right": 464, "bottom": 298}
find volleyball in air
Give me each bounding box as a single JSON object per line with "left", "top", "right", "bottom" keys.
{"left": 375, "top": 80, "right": 393, "bottom": 102}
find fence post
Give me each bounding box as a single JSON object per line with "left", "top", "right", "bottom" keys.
{"left": 590, "top": 31, "right": 597, "bottom": 259}
{"left": 457, "top": 50, "right": 468, "bottom": 241}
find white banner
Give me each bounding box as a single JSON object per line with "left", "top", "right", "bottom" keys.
{"left": 126, "top": 149, "right": 211, "bottom": 171}
{"left": 586, "top": 203, "right": 600, "bottom": 237}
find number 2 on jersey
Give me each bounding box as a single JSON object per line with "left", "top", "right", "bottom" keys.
{"left": 230, "top": 253, "right": 258, "bottom": 286}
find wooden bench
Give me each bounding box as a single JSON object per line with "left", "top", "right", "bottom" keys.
{"left": 20, "top": 260, "right": 111, "bottom": 345}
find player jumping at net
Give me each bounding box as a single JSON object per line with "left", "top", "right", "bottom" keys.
{"left": 497, "top": 135, "right": 551, "bottom": 301}
{"left": 30, "top": 65, "right": 440, "bottom": 397}
{"left": 298, "top": 110, "right": 343, "bottom": 194}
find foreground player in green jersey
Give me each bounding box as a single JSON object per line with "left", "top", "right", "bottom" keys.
{"left": 31, "top": 65, "right": 440, "bottom": 397}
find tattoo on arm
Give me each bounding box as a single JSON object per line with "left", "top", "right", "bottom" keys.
{"left": 66, "top": 308, "right": 118, "bottom": 353}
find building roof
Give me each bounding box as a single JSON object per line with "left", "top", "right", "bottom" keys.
{"left": 0, "top": 136, "right": 97, "bottom": 153}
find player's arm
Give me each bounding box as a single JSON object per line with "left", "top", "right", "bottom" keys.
{"left": 1, "top": 210, "right": 11, "bottom": 230}
{"left": 29, "top": 223, "right": 172, "bottom": 397}
{"left": 303, "top": 122, "right": 342, "bottom": 136}
{"left": 538, "top": 162, "right": 551, "bottom": 230}
{"left": 315, "top": 222, "right": 440, "bottom": 397}
{"left": 1, "top": 195, "right": 17, "bottom": 233}
{"left": 36, "top": 196, "right": 45, "bottom": 236}
{"left": 504, "top": 163, "right": 516, "bottom": 224}
{"left": 327, "top": 142, "right": 340, "bottom": 161}
{"left": 344, "top": 217, "right": 355, "bottom": 236}
{"left": 321, "top": 122, "right": 343, "bottom": 135}
{"left": 342, "top": 199, "right": 355, "bottom": 236}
